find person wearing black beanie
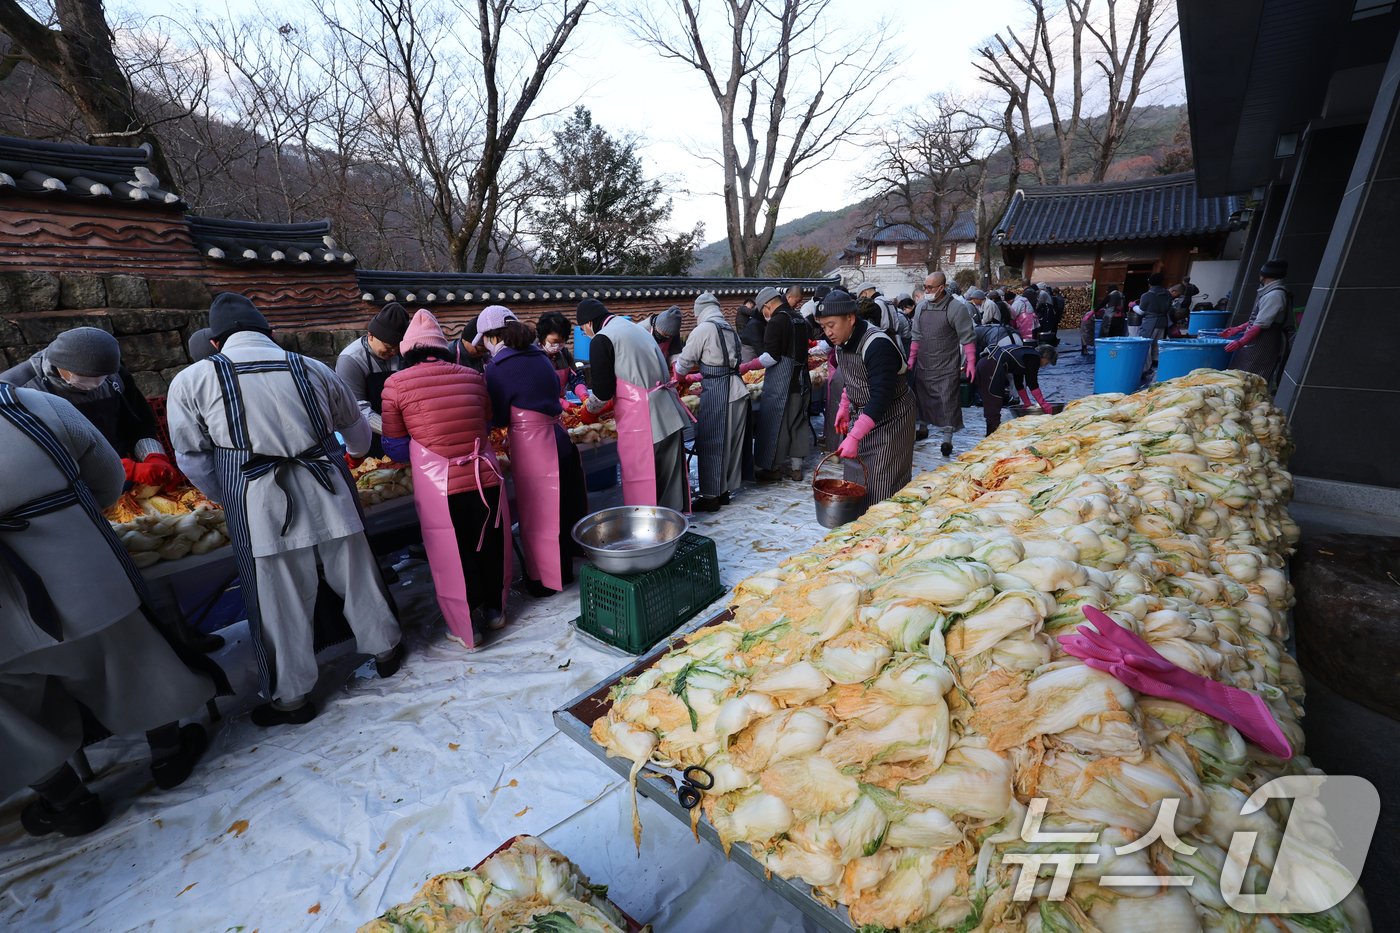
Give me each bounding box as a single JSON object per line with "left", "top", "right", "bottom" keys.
{"left": 575, "top": 296, "right": 691, "bottom": 512}
{"left": 167, "top": 293, "right": 403, "bottom": 728}
{"left": 336, "top": 302, "right": 409, "bottom": 456}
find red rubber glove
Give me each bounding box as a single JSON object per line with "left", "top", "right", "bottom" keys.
{"left": 1219, "top": 323, "right": 1247, "bottom": 339}
{"left": 685, "top": 373, "right": 703, "bottom": 384}
{"left": 1031, "top": 387, "right": 1052, "bottom": 416}
{"left": 963, "top": 343, "right": 977, "bottom": 381}
{"left": 1225, "top": 325, "right": 1262, "bottom": 353}
{"left": 906, "top": 341, "right": 920, "bottom": 371}
{"left": 834, "top": 390, "right": 852, "bottom": 435}
{"left": 131, "top": 454, "right": 177, "bottom": 487}
{"left": 1017, "top": 388, "right": 1033, "bottom": 408}
{"left": 835, "top": 413, "right": 875, "bottom": 459}
{"left": 738, "top": 358, "right": 765, "bottom": 374}
{"left": 578, "top": 405, "right": 601, "bottom": 425}
{"left": 344, "top": 452, "right": 364, "bottom": 470}
{"left": 121, "top": 457, "right": 139, "bottom": 482}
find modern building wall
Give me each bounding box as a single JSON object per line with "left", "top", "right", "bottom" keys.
{"left": 1269, "top": 124, "right": 1367, "bottom": 311}
{"left": 1277, "top": 29, "right": 1400, "bottom": 491}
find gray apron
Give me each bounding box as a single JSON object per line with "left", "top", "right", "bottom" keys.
{"left": 839, "top": 328, "right": 917, "bottom": 504}
{"left": 206, "top": 351, "right": 361, "bottom": 696}
{"left": 914, "top": 298, "right": 965, "bottom": 431}
{"left": 695, "top": 320, "right": 745, "bottom": 497}
{"left": 754, "top": 312, "right": 811, "bottom": 470}
{"left": 1231, "top": 326, "right": 1286, "bottom": 383}
{"left": 0, "top": 383, "right": 228, "bottom": 693}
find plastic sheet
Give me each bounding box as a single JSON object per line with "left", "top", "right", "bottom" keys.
{"left": 0, "top": 357, "right": 1095, "bottom": 930}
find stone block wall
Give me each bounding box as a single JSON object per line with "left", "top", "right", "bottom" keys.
{"left": 1, "top": 270, "right": 364, "bottom": 397}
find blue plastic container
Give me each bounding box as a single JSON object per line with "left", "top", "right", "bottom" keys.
{"left": 1094, "top": 337, "right": 1152, "bottom": 394}
{"left": 573, "top": 325, "right": 592, "bottom": 362}
{"left": 1187, "top": 309, "right": 1231, "bottom": 335}
{"left": 1198, "top": 327, "right": 1226, "bottom": 340}
{"left": 1156, "top": 338, "right": 1231, "bottom": 382}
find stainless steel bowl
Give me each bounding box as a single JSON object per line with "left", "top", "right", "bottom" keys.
{"left": 571, "top": 506, "right": 689, "bottom": 574}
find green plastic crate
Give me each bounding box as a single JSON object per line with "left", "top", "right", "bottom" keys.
{"left": 576, "top": 532, "right": 724, "bottom": 654}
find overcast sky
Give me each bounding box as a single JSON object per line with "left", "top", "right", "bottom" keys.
{"left": 122, "top": 0, "right": 1180, "bottom": 249}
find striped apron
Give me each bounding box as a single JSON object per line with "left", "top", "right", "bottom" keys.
{"left": 0, "top": 383, "right": 228, "bottom": 693}
{"left": 838, "top": 327, "right": 917, "bottom": 504}
{"left": 206, "top": 351, "right": 360, "bottom": 697}
{"left": 754, "top": 311, "right": 811, "bottom": 470}
{"left": 695, "top": 320, "right": 746, "bottom": 497}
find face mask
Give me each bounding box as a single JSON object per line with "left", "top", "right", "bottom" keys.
{"left": 60, "top": 372, "right": 107, "bottom": 391}
{"left": 543, "top": 342, "right": 561, "bottom": 356}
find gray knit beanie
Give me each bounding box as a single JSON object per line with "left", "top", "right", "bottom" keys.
{"left": 48, "top": 327, "right": 120, "bottom": 376}
{"left": 187, "top": 327, "right": 216, "bottom": 362}
{"left": 655, "top": 305, "right": 682, "bottom": 338}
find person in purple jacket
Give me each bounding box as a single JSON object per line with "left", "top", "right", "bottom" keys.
{"left": 480, "top": 307, "right": 589, "bottom": 596}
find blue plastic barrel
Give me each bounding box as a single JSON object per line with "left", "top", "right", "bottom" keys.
{"left": 1187, "top": 309, "right": 1231, "bottom": 335}
{"left": 1198, "top": 327, "right": 1226, "bottom": 340}
{"left": 1094, "top": 337, "right": 1152, "bottom": 394}
{"left": 1155, "top": 338, "right": 1231, "bottom": 382}
{"left": 573, "top": 325, "right": 592, "bottom": 362}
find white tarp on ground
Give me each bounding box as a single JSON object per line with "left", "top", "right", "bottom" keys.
{"left": 0, "top": 355, "right": 1096, "bottom": 932}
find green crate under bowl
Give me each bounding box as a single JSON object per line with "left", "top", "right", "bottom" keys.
{"left": 576, "top": 532, "right": 725, "bottom": 654}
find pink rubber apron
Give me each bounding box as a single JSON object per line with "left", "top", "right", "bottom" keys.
{"left": 409, "top": 437, "right": 512, "bottom": 648}
{"left": 508, "top": 406, "right": 563, "bottom": 591}
{"left": 613, "top": 378, "right": 693, "bottom": 508}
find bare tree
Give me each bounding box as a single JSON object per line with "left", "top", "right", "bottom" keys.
{"left": 975, "top": 0, "right": 1178, "bottom": 185}
{"left": 1079, "top": 0, "right": 1178, "bottom": 181}
{"left": 860, "top": 96, "right": 992, "bottom": 274}
{"left": 629, "top": 0, "right": 894, "bottom": 277}
{"left": 321, "top": 0, "right": 588, "bottom": 272}
{"left": 0, "top": 0, "right": 181, "bottom": 185}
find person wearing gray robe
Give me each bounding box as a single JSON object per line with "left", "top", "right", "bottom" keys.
{"left": 0, "top": 385, "right": 215, "bottom": 837}
{"left": 1225, "top": 259, "right": 1292, "bottom": 388}
{"left": 335, "top": 303, "right": 409, "bottom": 457}
{"left": 910, "top": 272, "right": 977, "bottom": 458}
{"left": 674, "top": 292, "right": 749, "bottom": 511}
{"left": 167, "top": 294, "right": 402, "bottom": 728}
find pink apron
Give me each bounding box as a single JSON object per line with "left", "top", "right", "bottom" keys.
{"left": 508, "top": 407, "right": 564, "bottom": 591}
{"left": 614, "top": 378, "right": 692, "bottom": 508}
{"left": 409, "top": 437, "right": 512, "bottom": 648}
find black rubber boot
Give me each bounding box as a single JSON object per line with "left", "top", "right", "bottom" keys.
{"left": 375, "top": 642, "right": 406, "bottom": 679}
{"left": 21, "top": 765, "right": 105, "bottom": 838}
{"left": 150, "top": 724, "right": 209, "bottom": 790}
{"left": 251, "top": 699, "right": 318, "bottom": 727}
{"left": 691, "top": 496, "right": 723, "bottom": 513}
{"left": 525, "top": 578, "right": 559, "bottom": 598}
{"left": 940, "top": 441, "right": 954, "bottom": 457}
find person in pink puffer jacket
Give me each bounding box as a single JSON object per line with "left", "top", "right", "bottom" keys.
{"left": 380, "top": 310, "right": 511, "bottom": 648}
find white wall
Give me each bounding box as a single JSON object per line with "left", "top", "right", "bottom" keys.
{"left": 1185, "top": 259, "right": 1239, "bottom": 305}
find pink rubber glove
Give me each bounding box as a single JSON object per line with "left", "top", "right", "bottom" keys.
{"left": 834, "top": 390, "right": 852, "bottom": 435}
{"left": 1031, "top": 387, "right": 1052, "bottom": 416}
{"left": 575, "top": 383, "right": 590, "bottom": 401}
{"left": 739, "top": 358, "right": 765, "bottom": 374}
{"left": 1219, "top": 323, "right": 1247, "bottom": 339}
{"left": 835, "top": 413, "right": 875, "bottom": 459}
{"left": 685, "top": 373, "right": 703, "bottom": 385}
{"left": 963, "top": 343, "right": 977, "bottom": 381}
{"left": 906, "top": 341, "right": 920, "bottom": 371}
{"left": 1017, "top": 388, "right": 1033, "bottom": 408}
{"left": 1059, "top": 608, "right": 1292, "bottom": 758}
{"left": 1225, "top": 325, "right": 1262, "bottom": 353}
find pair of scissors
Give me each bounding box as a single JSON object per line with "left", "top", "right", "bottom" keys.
{"left": 677, "top": 765, "right": 713, "bottom": 810}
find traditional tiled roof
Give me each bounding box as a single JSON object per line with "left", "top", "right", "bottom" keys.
{"left": 995, "top": 173, "right": 1242, "bottom": 248}
{"left": 188, "top": 216, "right": 355, "bottom": 266}
{"left": 0, "top": 136, "right": 182, "bottom": 208}
{"left": 355, "top": 270, "right": 839, "bottom": 305}
{"left": 870, "top": 213, "right": 977, "bottom": 244}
